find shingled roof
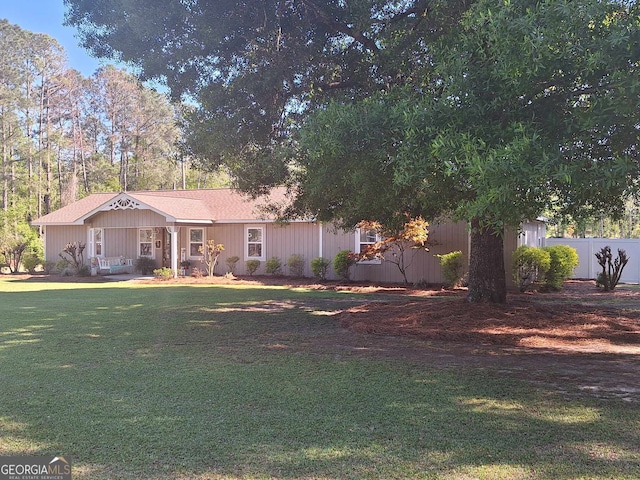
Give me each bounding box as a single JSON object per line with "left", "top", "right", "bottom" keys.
{"left": 32, "top": 188, "right": 291, "bottom": 225}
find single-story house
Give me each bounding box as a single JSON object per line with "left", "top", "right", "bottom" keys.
{"left": 32, "top": 188, "right": 545, "bottom": 284}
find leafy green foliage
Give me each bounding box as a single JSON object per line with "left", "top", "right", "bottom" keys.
{"left": 543, "top": 245, "right": 580, "bottom": 291}
{"left": 245, "top": 259, "right": 260, "bottom": 276}
{"left": 265, "top": 257, "right": 282, "bottom": 276}
{"left": 65, "top": 0, "right": 473, "bottom": 194}
{"left": 512, "top": 246, "right": 551, "bottom": 293}
{"left": 436, "top": 251, "right": 465, "bottom": 288}
{"left": 286, "top": 254, "right": 305, "bottom": 277}
{"left": 65, "top": 0, "right": 640, "bottom": 303}
{"left": 310, "top": 257, "right": 331, "bottom": 281}
{"left": 0, "top": 222, "right": 43, "bottom": 274}
{"left": 595, "top": 246, "right": 629, "bottom": 292}
{"left": 225, "top": 255, "right": 240, "bottom": 275}
{"left": 21, "top": 255, "right": 42, "bottom": 274}
{"left": 134, "top": 257, "right": 156, "bottom": 275}
{"left": 153, "top": 267, "right": 173, "bottom": 280}
{"left": 333, "top": 250, "right": 356, "bottom": 281}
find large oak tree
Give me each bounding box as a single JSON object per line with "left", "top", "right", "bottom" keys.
{"left": 65, "top": 0, "right": 640, "bottom": 302}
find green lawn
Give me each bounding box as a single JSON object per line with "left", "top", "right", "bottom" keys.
{"left": 0, "top": 278, "right": 638, "bottom": 479}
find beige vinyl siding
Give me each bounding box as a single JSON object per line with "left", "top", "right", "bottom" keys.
{"left": 103, "top": 228, "right": 139, "bottom": 261}
{"left": 197, "top": 222, "right": 321, "bottom": 276}
{"left": 42, "top": 226, "right": 87, "bottom": 264}
{"left": 88, "top": 209, "right": 167, "bottom": 228}
{"left": 349, "top": 221, "right": 470, "bottom": 284}
{"left": 263, "top": 222, "right": 319, "bottom": 277}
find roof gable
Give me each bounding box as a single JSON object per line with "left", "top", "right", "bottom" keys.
{"left": 32, "top": 188, "right": 291, "bottom": 226}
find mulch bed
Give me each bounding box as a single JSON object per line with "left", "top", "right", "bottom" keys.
{"left": 338, "top": 281, "right": 640, "bottom": 354}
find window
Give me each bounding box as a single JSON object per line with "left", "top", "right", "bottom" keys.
{"left": 189, "top": 228, "right": 204, "bottom": 258}
{"left": 139, "top": 228, "right": 154, "bottom": 258}
{"left": 356, "top": 228, "right": 382, "bottom": 264}
{"left": 246, "top": 226, "right": 265, "bottom": 261}
{"left": 89, "top": 228, "right": 103, "bottom": 257}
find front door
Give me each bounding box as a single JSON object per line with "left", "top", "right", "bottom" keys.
{"left": 162, "top": 229, "right": 171, "bottom": 267}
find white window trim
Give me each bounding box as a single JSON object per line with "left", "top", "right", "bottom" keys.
{"left": 188, "top": 227, "right": 205, "bottom": 260}
{"left": 245, "top": 225, "right": 266, "bottom": 261}
{"left": 88, "top": 228, "right": 103, "bottom": 258}
{"left": 355, "top": 227, "right": 383, "bottom": 265}
{"left": 138, "top": 228, "right": 155, "bottom": 259}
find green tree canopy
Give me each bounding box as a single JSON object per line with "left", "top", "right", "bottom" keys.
{"left": 65, "top": 0, "right": 640, "bottom": 302}
{"left": 64, "top": 0, "right": 473, "bottom": 191}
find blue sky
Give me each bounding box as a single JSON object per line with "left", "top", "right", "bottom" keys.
{"left": 1, "top": 0, "right": 112, "bottom": 76}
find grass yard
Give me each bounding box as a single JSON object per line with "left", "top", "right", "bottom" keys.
{"left": 0, "top": 277, "right": 639, "bottom": 479}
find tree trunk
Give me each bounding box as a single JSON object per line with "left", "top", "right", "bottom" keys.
{"left": 467, "top": 218, "right": 507, "bottom": 303}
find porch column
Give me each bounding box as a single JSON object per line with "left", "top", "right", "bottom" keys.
{"left": 166, "top": 226, "right": 180, "bottom": 278}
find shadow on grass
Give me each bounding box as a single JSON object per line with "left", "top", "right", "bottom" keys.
{"left": 0, "top": 282, "right": 639, "bottom": 479}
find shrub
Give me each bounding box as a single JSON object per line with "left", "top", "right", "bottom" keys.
{"left": 265, "top": 256, "right": 282, "bottom": 275}
{"left": 55, "top": 259, "right": 70, "bottom": 273}
{"left": 287, "top": 254, "right": 305, "bottom": 277}
{"left": 436, "top": 250, "right": 465, "bottom": 288}
{"left": 333, "top": 250, "right": 356, "bottom": 281}
{"left": 59, "top": 241, "right": 85, "bottom": 271}
{"left": 153, "top": 267, "right": 173, "bottom": 280}
{"left": 310, "top": 257, "right": 330, "bottom": 280}
{"left": 225, "top": 255, "right": 240, "bottom": 274}
{"left": 543, "top": 245, "right": 579, "bottom": 291}
{"left": 191, "top": 267, "right": 204, "bottom": 278}
{"left": 43, "top": 261, "right": 57, "bottom": 274}
{"left": 246, "top": 259, "right": 260, "bottom": 276}
{"left": 77, "top": 264, "right": 92, "bottom": 277}
{"left": 512, "top": 246, "right": 551, "bottom": 292}
{"left": 134, "top": 256, "right": 156, "bottom": 275}
{"left": 199, "top": 240, "right": 225, "bottom": 276}
{"left": 595, "top": 246, "right": 629, "bottom": 292}
{"left": 22, "top": 254, "right": 42, "bottom": 273}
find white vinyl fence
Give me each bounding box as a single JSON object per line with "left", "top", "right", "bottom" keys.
{"left": 544, "top": 238, "right": 640, "bottom": 284}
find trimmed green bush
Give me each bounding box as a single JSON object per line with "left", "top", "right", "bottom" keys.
{"left": 512, "top": 245, "right": 551, "bottom": 292}
{"left": 77, "top": 264, "right": 92, "bottom": 277}
{"left": 543, "top": 244, "right": 579, "bottom": 291}
{"left": 153, "top": 267, "right": 173, "bottom": 279}
{"left": 225, "top": 255, "right": 240, "bottom": 274}
{"left": 134, "top": 256, "right": 156, "bottom": 275}
{"left": 246, "top": 259, "right": 260, "bottom": 276}
{"left": 310, "top": 257, "right": 330, "bottom": 280}
{"left": 265, "top": 256, "right": 282, "bottom": 275}
{"left": 286, "top": 254, "right": 305, "bottom": 277}
{"left": 21, "top": 254, "right": 42, "bottom": 273}
{"left": 436, "top": 250, "right": 465, "bottom": 288}
{"left": 333, "top": 250, "right": 356, "bottom": 281}
{"left": 56, "top": 259, "right": 70, "bottom": 273}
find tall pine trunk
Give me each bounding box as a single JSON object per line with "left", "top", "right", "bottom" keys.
{"left": 467, "top": 218, "right": 507, "bottom": 303}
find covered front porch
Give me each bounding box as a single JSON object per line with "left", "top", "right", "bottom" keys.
{"left": 75, "top": 192, "right": 215, "bottom": 278}
{"left": 87, "top": 224, "right": 209, "bottom": 278}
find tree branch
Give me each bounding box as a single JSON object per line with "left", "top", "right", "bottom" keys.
{"left": 300, "top": 0, "right": 380, "bottom": 52}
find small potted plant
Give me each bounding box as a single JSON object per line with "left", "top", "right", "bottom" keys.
{"left": 180, "top": 260, "right": 192, "bottom": 275}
